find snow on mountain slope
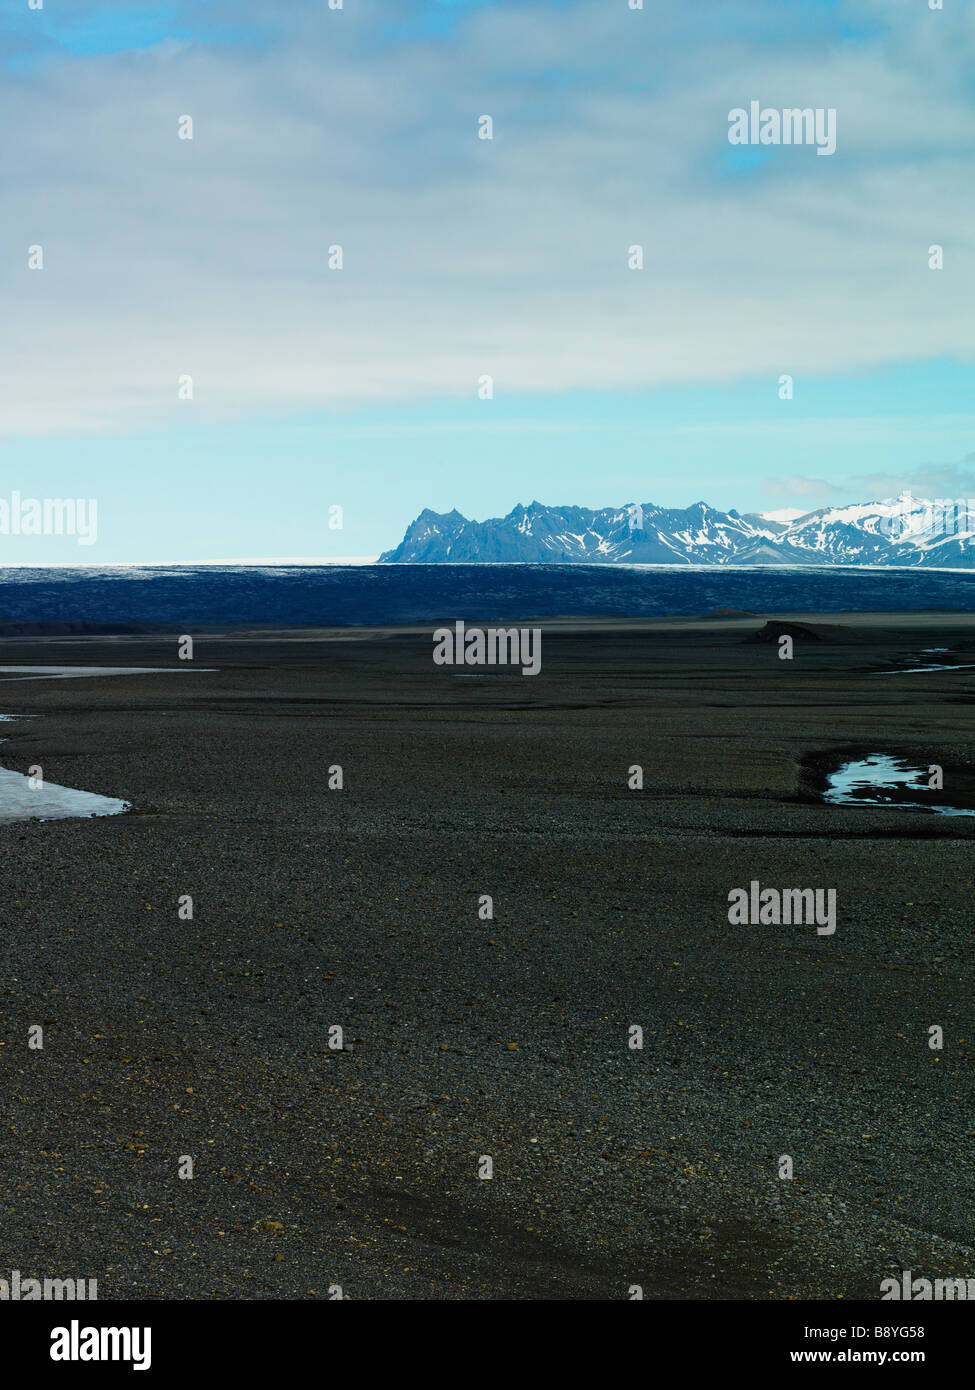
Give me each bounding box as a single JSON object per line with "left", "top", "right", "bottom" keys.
{"left": 379, "top": 496, "right": 975, "bottom": 568}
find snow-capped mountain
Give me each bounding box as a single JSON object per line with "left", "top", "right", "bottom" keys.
{"left": 378, "top": 496, "right": 975, "bottom": 567}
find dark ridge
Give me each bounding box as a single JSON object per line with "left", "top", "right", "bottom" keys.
{"left": 0, "top": 621, "right": 175, "bottom": 636}
{"left": 745, "top": 620, "right": 825, "bottom": 642}
{"left": 702, "top": 608, "right": 758, "bottom": 618}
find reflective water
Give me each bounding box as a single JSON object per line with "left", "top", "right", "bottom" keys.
{"left": 824, "top": 753, "right": 975, "bottom": 817}
{"left": 875, "top": 649, "right": 975, "bottom": 675}
{"left": 0, "top": 711, "right": 128, "bottom": 824}
{"left": 0, "top": 667, "right": 219, "bottom": 822}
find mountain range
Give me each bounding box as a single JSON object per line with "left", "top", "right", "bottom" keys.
{"left": 378, "top": 496, "right": 975, "bottom": 568}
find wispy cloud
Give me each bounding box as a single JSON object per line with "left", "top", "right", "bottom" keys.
{"left": 851, "top": 454, "right": 975, "bottom": 498}
{"left": 763, "top": 454, "right": 975, "bottom": 506}
{"left": 3, "top": 0, "right": 975, "bottom": 435}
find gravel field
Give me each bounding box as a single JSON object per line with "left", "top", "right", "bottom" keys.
{"left": 0, "top": 615, "right": 973, "bottom": 1300}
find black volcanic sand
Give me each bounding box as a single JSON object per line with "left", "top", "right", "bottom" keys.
{"left": 1, "top": 614, "right": 974, "bottom": 1302}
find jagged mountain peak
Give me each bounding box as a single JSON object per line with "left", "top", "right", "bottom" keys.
{"left": 377, "top": 496, "right": 974, "bottom": 568}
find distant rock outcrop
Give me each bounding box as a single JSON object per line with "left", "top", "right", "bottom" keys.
{"left": 746, "top": 620, "right": 823, "bottom": 643}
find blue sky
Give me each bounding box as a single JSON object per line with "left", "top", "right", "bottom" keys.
{"left": 2, "top": 0, "right": 973, "bottom": 562}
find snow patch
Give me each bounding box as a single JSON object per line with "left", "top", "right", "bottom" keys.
{"left": 0, "top": 766, "right": 128, "bottom": 824}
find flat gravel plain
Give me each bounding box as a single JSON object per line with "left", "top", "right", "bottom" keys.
{"left": 0, "top": 614, "right": 973, "bottom": 1300}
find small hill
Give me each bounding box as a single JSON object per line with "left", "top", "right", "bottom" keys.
{"left": 746, "top": 620, "right": 824, "bottom": 643}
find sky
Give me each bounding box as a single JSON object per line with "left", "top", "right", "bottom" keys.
{"left": 2, "top": 0, "right": 974, "bottom": 562}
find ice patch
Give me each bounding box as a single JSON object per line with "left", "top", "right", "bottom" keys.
{"left": 824, "top": 754, "right": 975, "bottom": 817}
{"left": 0, "top": 766, "right": 128, "bottom": 824}
{"left": 0, "top": 666, "right": 216, "bottom": 683}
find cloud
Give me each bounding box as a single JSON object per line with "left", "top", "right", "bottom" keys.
{"left": 3, "top": 0, "right": 975, "bottom": 435}
{"left": 851, "top": 454, "right": 975, "bottom": 498}
{"left": 763, "top": 455, "right": 975, "bottom": 506}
